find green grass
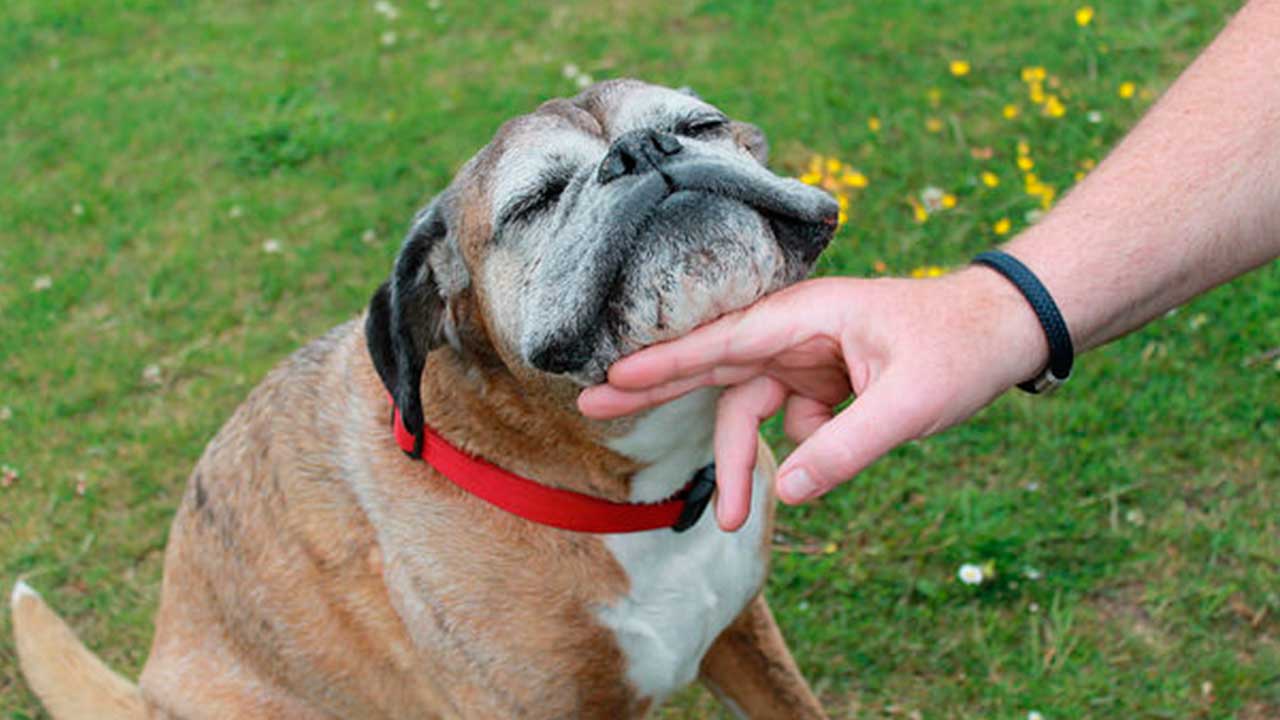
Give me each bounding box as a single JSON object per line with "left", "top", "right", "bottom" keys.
{"left": 2, "top": 0, "right": 1277, "bottom": 717}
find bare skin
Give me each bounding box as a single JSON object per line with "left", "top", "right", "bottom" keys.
{"left": 579, "top": 0, "right": 1280, "bottom": 531}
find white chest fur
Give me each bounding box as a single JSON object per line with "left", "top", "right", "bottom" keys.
{"left": 600, "top": 391, "right": 770, "bottom": 703}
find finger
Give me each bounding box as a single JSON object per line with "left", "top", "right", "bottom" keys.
{"left": 578, "top": 364, "right": 763, "bottom": 419}
{"left": 578, "top": 375, "right": 712, "bottom": 419}
{"left": 782, "top": 394, "right": 832, "bottom": 443}
{"left": 606, "top": 286, "right": 828, "bottom": 390}
{"left": 776, "top": 377, "right": 937, "bottom": 504}
{"left": 713, "top": 375, "right": 787, "bottom": 532}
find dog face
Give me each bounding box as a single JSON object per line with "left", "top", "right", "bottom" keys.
{"left": 367, "top": 79, "right": 837, "bottom": 437}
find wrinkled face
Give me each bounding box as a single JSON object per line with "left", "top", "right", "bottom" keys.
{"left": 366, "top": 80, "right": 839, "bottom": 431}
{"left": 470, "top": 80, "right": 838, "bottom": 383}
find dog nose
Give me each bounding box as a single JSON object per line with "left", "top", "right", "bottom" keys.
{"left": 597, "top": 129, "right": 683, "bottom": 185}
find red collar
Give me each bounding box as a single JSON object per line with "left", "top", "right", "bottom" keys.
{"left": 390, "top": 401, "right": 715, "bottom": 534}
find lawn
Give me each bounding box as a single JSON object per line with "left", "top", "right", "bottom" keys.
{"left": 2, "top": 0, "right": 1277, "bottom": 717}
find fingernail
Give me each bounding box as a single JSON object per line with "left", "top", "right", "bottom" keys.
{"left": 780, "top": 469, "right": 818, "bottom": 501}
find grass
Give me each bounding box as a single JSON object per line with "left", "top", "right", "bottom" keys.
{"left": 2, "top": 0, "right": 1277, "bottom": 717}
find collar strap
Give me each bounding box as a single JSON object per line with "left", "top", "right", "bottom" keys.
{"left": 390, "top": 401, "right": 715, "bottom": 534}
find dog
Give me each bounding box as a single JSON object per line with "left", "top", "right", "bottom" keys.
{"left": 12, "top": 78, "right": 838, "bottom": 719}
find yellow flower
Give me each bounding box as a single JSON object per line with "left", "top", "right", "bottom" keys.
{"left": 1017, "top": 155, "right": 1034, "bottom": 172}
{"left": 1020, "top": 66, "right": 1046, "bottom": 84}
{"left": 1039, "top": 186, "right": 1057, "bottom": 209}
{"left": 842, "top": 171, "right": 869, "bottom": 188}
{"left": 1118, "top": 81, "right": 1137, "bottom": 99}
{"left": 800, "top": 171, "right": 821, "bottom": 185}
{"left": 1074, "top": 171, "right": 1086, "bottom": 182}
{"left": 910, "top": 265, "right": 947, "bottom": 279}
{"left": 837, "top": 194, "right": 850, "bottom": 210}
{"left": 1029, "top": 82, "right": 1046, "bottom": 105}
{"left": 981, "top": 171, "right": 1000, "bottom": 188}
{"left": 868, "top": 116, "right": 882, "bottom": 133}
{"left": 949, "top": 60, "right": 971, "bottom": 77}
{"left": 1044, "top": 95, "right": 1066, "bottom": 118}
{"left": 1075, "top": 6, "right": 1095, "bottom": 27}
{"left": 908, "top": 197, "right": 929, "bottom": 223}
{"left": 927, "top": 87, "right": 943, "bottom": 106}
{"left": 825, "top": 158, "right": 843, "bottom": 174}
{"left": 941, "top": 193, "right": 957, "bottom": 209}
{"left": 838, "top": 210, "right": 848, "bottom": 225}
{"left": 1017, "top": 140, "right": 1031, "bottom": 156}
{"left": 1002, "top": 104, "right": 1020, "bottom": 120}
{"left": 1080, "top": 158, "right": 1097, "bottom": 170}
{"left": 925, "top": 117, "right": 944, "bottom": 133}
{"left": 1024, "top": 174, "right": 1056, "bottom": 208}
{"left": 994, "top": 217, "right": 1012, "bottom": 235}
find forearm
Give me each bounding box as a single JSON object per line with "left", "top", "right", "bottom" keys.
{"left": 1005, "top": 0, "right": 1280, "bottom": 354}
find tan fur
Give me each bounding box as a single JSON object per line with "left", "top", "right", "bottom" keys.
{"left": 131, "top": 325, "right": 647, "bottom": 719}
{"left": 12, "top": 321, "right": 822, "bottom": 718}
{"left": 12, "top": 80, "right": 830, "bottom": 718}
{"left": 11, "top": 584, "right": 148, "bottom": 720}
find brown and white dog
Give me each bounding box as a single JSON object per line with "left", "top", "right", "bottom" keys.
{"left": 12, "top": 79, "right": 838, "bottom": 719}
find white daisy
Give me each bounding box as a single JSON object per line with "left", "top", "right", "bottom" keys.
{"left": 958, "top": 563, "right": 984, "bottom": 585}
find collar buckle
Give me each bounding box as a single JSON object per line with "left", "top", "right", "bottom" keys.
{"left": 671, "top": 463, "right": 716, "bottom": 533}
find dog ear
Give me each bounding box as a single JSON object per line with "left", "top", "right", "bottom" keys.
{"left": 365, "top": 196, "right": 461, "bottom": 441}
{"left": 731, "top": 121, "right": 769, "bottom": 164}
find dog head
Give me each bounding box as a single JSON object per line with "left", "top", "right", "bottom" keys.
{"left": 366, "top": 79, "right": 838, "bottom": 437}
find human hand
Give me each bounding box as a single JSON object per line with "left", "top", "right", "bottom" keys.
{"left": 578, "top": 269, "right": 1049, "bottom": 530}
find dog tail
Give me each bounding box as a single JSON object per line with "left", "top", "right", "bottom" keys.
{"left": 11, "top": 580, "right": 149, "bottom": 720}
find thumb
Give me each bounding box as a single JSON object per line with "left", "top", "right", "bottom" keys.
{"left": 776, "top": 378, "right": 937, "bottom": 504}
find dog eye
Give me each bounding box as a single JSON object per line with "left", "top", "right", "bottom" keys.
{"left": 677, "top": 116, "right": 729, "bottom": 139}
{"left": 502, "top": 174, "right": 571, "bottom": 226}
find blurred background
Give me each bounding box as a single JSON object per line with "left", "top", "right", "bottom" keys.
{"left": 2, "top": 0, "right": 1277, "bottom": 717}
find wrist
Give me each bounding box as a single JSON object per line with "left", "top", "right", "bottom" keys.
{"left": 945, "top": 265, "right": 1052, "bottom": 392}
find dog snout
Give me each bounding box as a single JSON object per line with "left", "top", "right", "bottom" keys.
{"left": 597, "top": 129, "right": 683, "bottom": 185}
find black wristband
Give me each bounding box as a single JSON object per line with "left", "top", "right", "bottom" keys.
{"left": 972, "top": 250, "right": 1074, "bottom": 394}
